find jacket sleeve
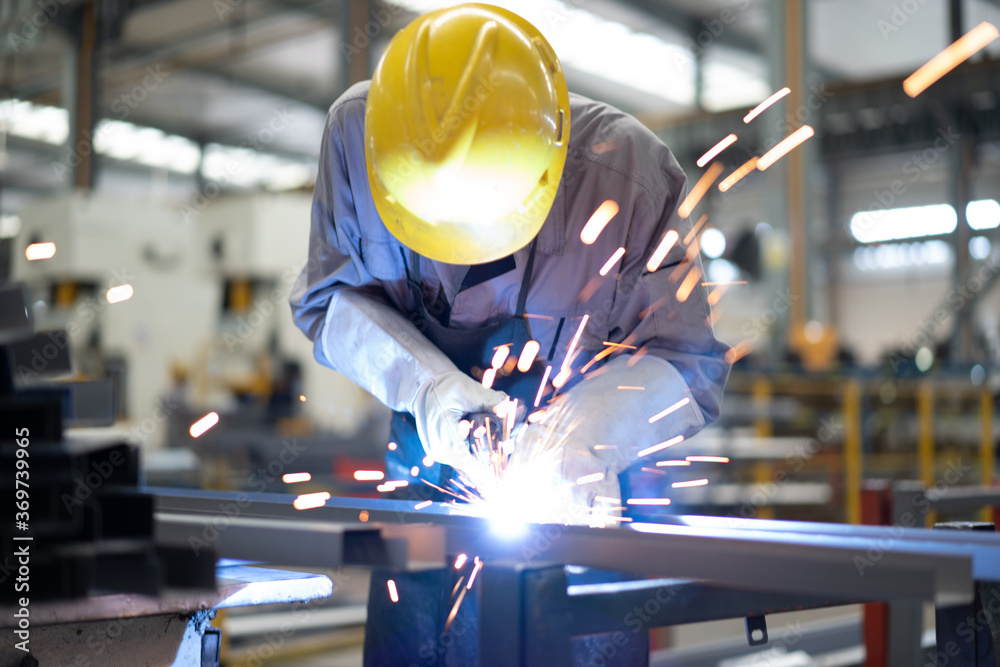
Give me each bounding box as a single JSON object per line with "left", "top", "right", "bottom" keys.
{"left": 552, "top": 130, "right": 730, "bottom": 471}
{"left": 289, "top": 96, "right": 460, "bottom": 412}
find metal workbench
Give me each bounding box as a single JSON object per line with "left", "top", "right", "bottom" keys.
{"left": 152, "top": 487, "right": 1000, "bottom": 666}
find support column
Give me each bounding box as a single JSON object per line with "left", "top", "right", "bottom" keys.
{"left": 341, "top": 0, "right": 372, "bottom": 92}
{"left": 949, "top": 0, "right": 975, "bottom": 362}
{"left": 69, "top": 0, "right": 98, "bottom": 193}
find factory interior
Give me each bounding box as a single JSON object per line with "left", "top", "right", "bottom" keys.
{"left": 2, "top": 0, "right": 1000, "bottom": 665}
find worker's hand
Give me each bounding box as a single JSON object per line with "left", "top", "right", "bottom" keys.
{"left": 412, "top": 371, "right": 508, "bottom": 475}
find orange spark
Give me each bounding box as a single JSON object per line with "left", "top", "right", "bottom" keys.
{"left": 354, "top": 470, "right": 384, "bottom": 481}
{"left": 414, "top": 500, "right": 433, "bottom": 510}
{"left": 527, "top": 409, "right": 546, "bottom": 423}
{"left": 677, "top": 162, "right": 724, "bottom": 218}
{"left": 676, "top": 265, "right": 703, "bottom": 303}
{"left": 594, "top": 445, "right": 617, "bottom": 450}
{"left": 592, "top": 141, "right": 621, "bottom": 154}
{"left": 724, "top": 339, "right": 754, "bottom": 364}
{"left": 696, "top": 134, "right": 737, "bottom": 168}
{"left": 388, "top": 441, "right": 398, "bottom": 451}
{"left": 576, "top": 472, "right": 605, "bottom": 485}
{"left": 672, "top": 479, "right": 709, "bottom": 488}
{"left": 743, "top": 87, "right": 790, "bottom": 123}
{"left": 517, "top": 341, "right": 540, "bottom": 372}
{"left": 387, "top": 579, "right": 399, "bottom": 603}
{"left": 580, "top": 347, "right": 614, "bottom": 374}
{"left": 757, "top": 126, "right": 814, "bottom": 171}
{"left": 445, "top": 587, "right": 468, "bottom": 632}
{"left": 626, "top": 346, "right": 649, "bottom": 367}
{"left": 466, "top": 558, "right": 483, "bottom": 589}
{"left": 359, "top": 510, "right": 369, "bottom": 522}
{"left": 491, "top": 345, "right": 510, "bottom": 369}
{"left": 701, "top": 281, "right": 747, "bottom": 286}
{"left": 649, "top": 397, "right": 691, "bottom": 424}
{"left": 562, "top": 315, "right": 589, "bottom": 376}
{"left": 578, "top": 275, "right": 603, "bottom": 303}
{"left": 594, "top": 495, "right": 621, "bottom": 504}
{"left": 282, "top": 472, "right": 311, "bottom": 484}
{"left": 637, "top": 435, "right": 685, "bottom": 457}
{"left": 617, "top": 385, "right": 644, "bottom": 390}
{"left": 718, "top": 157, "right": 759, "bottom": 193}
{"left": 626, "top": 498, "right": 672, "bottom": 505}
{"left": 534, "top": 365, "right": 552, "bottom": 407}
{"left": 293, "top": 491, "right": 330, "bottom": 510}
{"left": 552, "top": 367, "right": 572, "bottom": 388}
{"left": 707, "top": 286, "right": 726, "bottom": 307}
{"left": 580, "top": 200, "right": 620, "bottom": 244}
{"left": 904, "top": 22, "right": 999, "bottom": 97}
{"left": 481, "top": 367, "right": 497, "bottom": 389}
{"left": 525, "top": 313, "right": 555, "bottom": 320}
{"left": 604, "top": 342, "right": 636, "bottom": 349}
{"left": 106, "top": 284, "right": 134, "bottom": 304}
{"left": 646, "top": 230, "right": 679, "bottom": 272}
{"left": 599, "top": 247, "right": 626, "bottom": 276}
{"left": 189, "top": 412, "right": 219, "bottom": 438}
{"left": 299, "top": 395, "right": 307, "bottom": 402}
{"left": 656, "top": 460, "right": 692, "bottom": 467}
{"left": 454, "top": 554, "right": 468, "bottom": 569}
{"left": 641, "top": 467, "right": 667, "bottom": 475}
{"left": 25, "top": 242, "right": 56, "bottom": 261}
{"left": 686, "top": 456, "right": 730, "bottom": 463}
{"left": 683, "top": 214, "right": 709, "bottom": 245}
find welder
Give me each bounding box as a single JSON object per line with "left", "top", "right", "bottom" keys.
{"left": 290, "top": 3, "right": 729, "bottom": 661}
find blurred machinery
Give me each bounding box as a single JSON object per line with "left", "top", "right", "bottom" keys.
{"left": 9, "top": 191, "right": 388, "bottom": 491}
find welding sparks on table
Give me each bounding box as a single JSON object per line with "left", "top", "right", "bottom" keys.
{"left": 289, "top": 3, "right": 729, "bottom": 527}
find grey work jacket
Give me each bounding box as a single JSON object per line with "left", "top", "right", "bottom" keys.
{"left": 290, "top": 81, "right": 730, "bottom": 429}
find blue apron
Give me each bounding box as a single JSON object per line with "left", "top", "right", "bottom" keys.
{"left": 385, "top": 240, "right": 548, "bottom": 496}
{"left": 365, "top": 242, "right": 648, "bottom": 666}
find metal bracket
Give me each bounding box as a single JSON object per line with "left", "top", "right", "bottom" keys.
{"left": 745, "top": 615, "right": 768, "bottom": 646}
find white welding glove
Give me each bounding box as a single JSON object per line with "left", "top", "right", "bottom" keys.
{"left": 319, "top": 288, "right": 507, "bottom": 473}
{"left": 552, "top": 354, "right": 707, "bottom": 474}
{"left": 508, "top": 354, "right": 708, "bottom": 524}
{"left": 412, "top": 370, "right": 508, "bottom": 472}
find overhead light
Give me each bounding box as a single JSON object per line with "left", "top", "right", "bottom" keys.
{"left": 968, "top": 199, "right": 1000, "bottom": 230}
{"left": 850, "top": 204, "right": 957, "bottom": 243}
{"left": 393, "top": 0, "right": 698, "bottom": 105}
{"left": 969, "top": 235, "right": 992, "bottom": 260}
{"left": 700, "top": 228, "right": 727, "bottom": 259}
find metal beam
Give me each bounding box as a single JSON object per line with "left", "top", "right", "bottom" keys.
{"left": 150, "top": 488, "right": 1000, "bottom": 606}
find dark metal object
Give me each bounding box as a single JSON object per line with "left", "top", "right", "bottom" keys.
{"left": 745, "top": 615, "right": 768, "bottom": 647}
{"left": 934, "top": 522, "right": 1000, "bottom": 667}
{"left": 0, "top": 283, "right": 33, "bottom": 347}
{"left": 201, "top": 627, "right": 222, "bottom": 667}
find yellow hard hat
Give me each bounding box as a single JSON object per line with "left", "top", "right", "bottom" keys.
{"left": 365, "top": 3, "right": 570, "bottom": 265}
